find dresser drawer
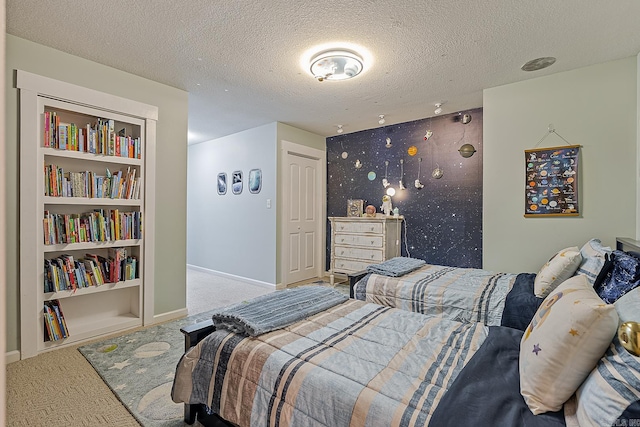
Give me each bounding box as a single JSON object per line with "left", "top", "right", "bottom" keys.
{"left": 334, "top": 245, "right": 384, "bottom": 262}
{"left": 334, "top": 221, "right": 384, "bottom": 234}
{"left": 334, "top": 233, "right": 383, "bottom": 248}
{"left": 333, "top": 258, "right": 373, "bottom": 273}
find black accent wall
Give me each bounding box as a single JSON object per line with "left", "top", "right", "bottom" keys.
{"left": 326, "top": 108, "right": 483, "bottom": 268}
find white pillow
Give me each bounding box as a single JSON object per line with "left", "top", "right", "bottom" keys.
{"left": 574, "top": 238, "right": 612, "bottom": 285}
{"left": 520, "top": 275, "right": 619, "bottom": 415}
{"left": 534, "top": 246, "right": 582, "bottom": 297}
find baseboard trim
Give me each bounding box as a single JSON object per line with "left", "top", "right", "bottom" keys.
{"left": 151, "top": 308, "right": 188, "bottom": 325}
{"left": 187, "top": 264, "right": 276, "bottom": 290}
{"left": 6, "top": 350, "right": 21, "bottom": 364}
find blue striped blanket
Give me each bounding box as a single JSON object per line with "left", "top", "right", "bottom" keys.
{"left": 172, "top": 299, "right": 489, "bottom": 427}
{"left": 355, "top": 264, "right": 517, "bottom": 325}
{"left": 366, "top": 257, "right": 427, "bottom": 277}
{"left": 210, "top": 285, "right": 348, "bottom": 337}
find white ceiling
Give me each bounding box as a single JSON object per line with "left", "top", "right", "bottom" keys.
{"left": 7, "top": 1, "right": 640, "bottom": 145}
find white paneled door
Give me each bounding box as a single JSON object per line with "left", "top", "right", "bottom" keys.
{"left": 283, "top": 147, "right": 323, "bottom": 285}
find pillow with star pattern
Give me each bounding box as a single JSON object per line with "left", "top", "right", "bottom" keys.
{"left": 519, "top": 274, "right": 619, "bottom": 415}
{"left": 533, "top": 246, "right": 582, "bottom": 297}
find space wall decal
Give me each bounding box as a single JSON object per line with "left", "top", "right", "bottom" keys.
{"left": 325, "top": 108, "right": 483, "bottom": 268}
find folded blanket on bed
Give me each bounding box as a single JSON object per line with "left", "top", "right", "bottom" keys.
{"left": 210, "top": 285, "right": 348, "bottom": 336}
{"left": 366, "top": 256, "right": 426, "bottom": 277}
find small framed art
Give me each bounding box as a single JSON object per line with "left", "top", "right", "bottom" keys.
{"left": 232, "top": 171, "right": 243, "bottom": 194}
{"left": 347, "top": 199, "right": 364, "bottom": 217}
{"left": 249, "top": 168, "right": 262, "bottom": 194}
{"left": 217, "top": 173, "right": 227, "bottom": 195}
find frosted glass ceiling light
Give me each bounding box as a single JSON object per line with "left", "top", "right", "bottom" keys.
{"left": 434, "top": 103, "right": 443, "bottom": 115}
{"left": 310, "top": 49, "right": 363, "bottom": 82}
{"left": 378, "top": 115, "right": 386, "bottom": 125}
{"left": 337, "top": 125, "right": 344, "bottom": 134}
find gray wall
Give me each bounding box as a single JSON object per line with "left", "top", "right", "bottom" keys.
{"left": 483, "top": 56, "right": 637, "bottom": 273}
{"left": 4, "top": 35, "right": 189, "bottom": 352}
{"left": 187, "top": 123, "right": 278, "bottom": 284}
{"left": 187, "top": 122, "right": 325, "bottom": 286}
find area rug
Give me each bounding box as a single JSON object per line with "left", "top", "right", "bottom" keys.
{"left": 78, "top": 282, "right": 350, "bottom": 427}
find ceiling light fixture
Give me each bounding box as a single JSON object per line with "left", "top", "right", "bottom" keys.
{"left": 309, "top": 49, "right": 363, "bottom": 82}
{"left": 337, "top": 125, "right": 344, "bottom": 134}
{"left": 521, "top": 57, "right": 556, "bottom": 72}
{"left": 378, "top": 114, "right": 386, "bottom": 125}
{"left": 434, "top": 103, "right": 443, "bottom": 115}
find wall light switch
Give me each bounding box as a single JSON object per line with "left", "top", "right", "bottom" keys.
{"left": 266, "top": 199, "right": 271, "bottom": 208}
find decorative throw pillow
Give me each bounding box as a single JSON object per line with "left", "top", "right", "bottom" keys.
{"left": 574, "top": 335, "right": 640, "bottom": 427}
{"left": 519, "top": 275, "right": 619, "bottom": 415}
{"left": 534, "top": 246, "right": 582, "bottom": 297}
{"left": 595, "top": 250, "right": 640, "bottom": 304}
{"left": 574, "top": 238, "right": 612, "bottom": 285}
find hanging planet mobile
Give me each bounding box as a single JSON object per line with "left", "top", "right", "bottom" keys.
{"left": 367, "top": 171, "right": 376, "bottom": 181}
{"left": 432, "top": 166, "right": 444, "bottom": 179}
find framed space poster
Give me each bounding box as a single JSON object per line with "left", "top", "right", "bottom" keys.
{"left": 217, "top": 173, "right": 227, "bottom": 195}
{"left": 248, "top": 168, "right": 262, "bottom": 194}
{"left": 524, "top": 145, "right": 580, "bottom": 217}
{"left": 232, "top": 170, "right": 243, "bottom": 194}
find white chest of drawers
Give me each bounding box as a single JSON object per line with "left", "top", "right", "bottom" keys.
{"left": 329, "top": 216, "right": 403, "bottom": 284}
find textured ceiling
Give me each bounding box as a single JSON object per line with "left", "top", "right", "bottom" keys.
{"left": 7, "top": 1, "right": 640, "bottom": 145}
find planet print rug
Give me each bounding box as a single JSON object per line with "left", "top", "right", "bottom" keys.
{"left": 78, "top": 309, "right": 218, "bottom": 427}
{"left": 78, "top": 282, "right": 350, "bottom": 426}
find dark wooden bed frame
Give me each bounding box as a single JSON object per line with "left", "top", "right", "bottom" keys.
{"left": 177, "top": 238, "right": 640, "bottom": 425}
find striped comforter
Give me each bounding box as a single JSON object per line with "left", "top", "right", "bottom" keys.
{"left": 354, "top": 264, "right": 518, "bottom": 326}
{"left": 171, "top": 299, "right": 488, "bottom": 427}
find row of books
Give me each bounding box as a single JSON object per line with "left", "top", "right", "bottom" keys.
{"left": 45, "top": 164, "right": 141, "bottom": 200}
{"left": 44, "top": 111, "right": 142, "bottom": 159}
{"left": 44, "top": 300, "right": 69, "bottom": 342}
{"left": 43, "top": 209, "right": 143, "bottom": 245}
{"left": 44, "top": 249, "right": 138, "bottom": 292}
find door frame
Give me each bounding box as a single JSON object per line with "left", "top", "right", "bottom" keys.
{"left": 279, "top": 140, "right": 326, "bottom": 287}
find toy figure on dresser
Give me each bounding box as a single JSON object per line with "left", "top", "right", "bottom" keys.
{"left": 381, "top": 195, "right": 393, "bottom": 216}
{"left": 365, "top": 205, "right": 376, "bottom": 217}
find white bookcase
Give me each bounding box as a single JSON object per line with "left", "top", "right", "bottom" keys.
{"left": 17, "top": 70, "right": 157, "bottom": 359}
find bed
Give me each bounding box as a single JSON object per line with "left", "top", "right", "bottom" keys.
{"left": 351, "top": 263, "right": 519, "bottom": 326}
{"left": 171, "top": 238, "right": 640, "bottom": 427}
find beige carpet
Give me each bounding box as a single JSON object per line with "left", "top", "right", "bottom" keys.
{"left": 6, "top": 267, "right": 335, "bottom": 426}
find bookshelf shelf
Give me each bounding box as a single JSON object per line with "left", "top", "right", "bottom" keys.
{"left": 43, "top": 147, "right": 144, "bottom": 166}
{"left": 44, "top": 278, "right": 141, "bottom": 301}
{"left": 43, "top": 239, "right": 142, "bottom": 253}
{"left": 44, "top": 196, "right": 142, "bottom": 206}
{"left": 18, "top": 70, "right": 157, "bottom": 359}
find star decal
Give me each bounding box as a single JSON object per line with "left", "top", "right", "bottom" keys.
{"left": 109, "top": 359, "right": 131, "bottom": 370}
{"left": 126, "top": 339, "right": 137, "bottom": 344}
{"left": 532, "top": 344, "right": 542, "bottom": 355}
{"left": 114, "top": 384, "right": 127, "bottom": 391}
{"left": 569, "top": 328, "right": 579, "bottom": 336}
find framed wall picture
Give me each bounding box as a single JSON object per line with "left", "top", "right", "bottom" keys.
{"left": 524, "top": 145, "right": 580, "bottom": 217}
{"left": 249, "top": 168, "right": 262, "bottom": 194}
{"left": 232, "top": 170, "right": 243, "bottom": 194}
{"left": 347, "top": 199, "right": 364, "bottom": 217}
{"left": 217, "top": 173, "right": 227, "bottom": 195}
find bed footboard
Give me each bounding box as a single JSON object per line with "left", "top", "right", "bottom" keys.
{"left": 348, "top": 270, "right": 369, "bottom": 298}
{"left": 179, "top": 319, "right": 216, "bottom": 424}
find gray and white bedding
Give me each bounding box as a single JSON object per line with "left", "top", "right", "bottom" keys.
{"left": 354, "top": 264, "right": 517, "bottom": 325}
{"left": 172, "top": 299, "right": 490, "bottom": 427}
